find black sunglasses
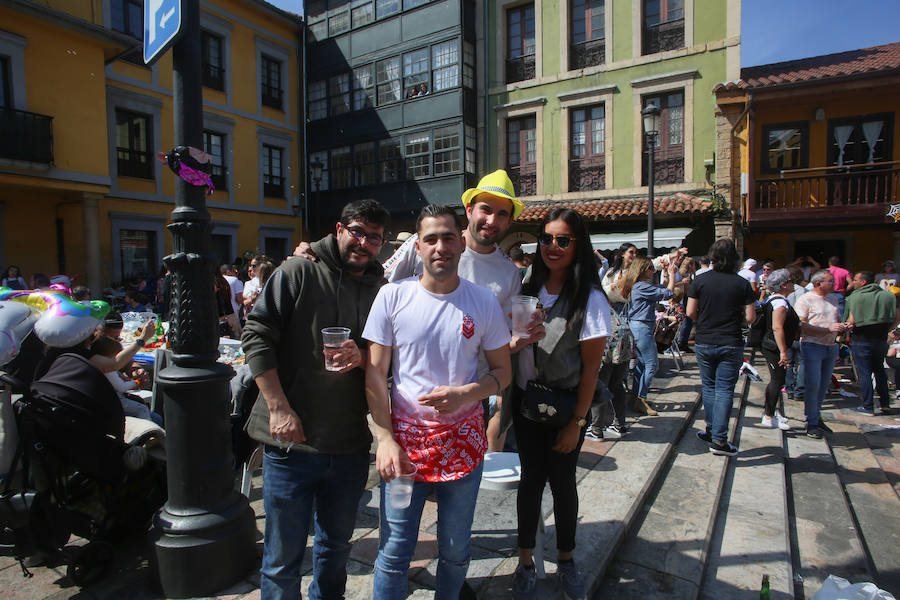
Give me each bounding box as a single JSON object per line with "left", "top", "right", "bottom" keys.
{"left": 538, "top": 233, "right": 577, "bottom": 249}
{"left": 346, "top": 226, "right": 385, "bottom": 246}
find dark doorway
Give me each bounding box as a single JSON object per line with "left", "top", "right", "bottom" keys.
{"left": 210, "top": 234, "right": 231, "bottom": 266}
{"left": 794, "top": 239, "right": 845, "bottom": 269}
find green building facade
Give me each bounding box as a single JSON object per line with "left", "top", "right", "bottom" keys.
{"left": 480, "top": 0, "right": 741, "bottom": 250}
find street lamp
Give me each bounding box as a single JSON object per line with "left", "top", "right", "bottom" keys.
{"left": 310, "top": 156, "right": 324, "bottom": 239}
{"left": 642, "top": 104, "right": 661, "bottom": 258}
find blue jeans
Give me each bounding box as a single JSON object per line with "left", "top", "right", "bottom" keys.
{"left": 630, "top": 320, "right": 658, "bottom": 399}
{"left": 677, "top": 315, "right": 694, "bottom": 346}
{"left": 785, "top": 340, "right": 805, "bottom": 398}
{"left": 373, "top": 461, "right": 484, "bottom": 600}
{"left": 260, "top": 447, "right": 369, "bottom": 600}
{"left": 695, "top": 344, "right": 744, "bottom": 445}
{"left": 851, "top": 339, "right": 889, "bottom": 410}
{"left": 801, "top": 342, "right": 838, "bottom": 427}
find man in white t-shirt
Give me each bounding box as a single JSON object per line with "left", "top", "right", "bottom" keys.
{"left": 293, "top": 170, "right": 542, "bottom": 449}
{"left": 738, "top": 258, "right": 759, "bottom": 294}
{"left": 220, "top": 264, "right": 244, "bottom": 316}
{"left": 364, "top": 205, "right": 511, "bottom": 599}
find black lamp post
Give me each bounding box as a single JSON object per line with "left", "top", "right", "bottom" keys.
{"left": 642, "top": 104, "right": 661, "bottom": 259}
{"left": 149, "top": 1, "right": 256, "bottom": 596}
{"left": 310, "top": 156, "right": 324, "bottom": 239}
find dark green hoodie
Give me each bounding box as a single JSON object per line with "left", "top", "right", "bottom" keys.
{"left": 242, "top": 234, "right": 384, "bottom": 454}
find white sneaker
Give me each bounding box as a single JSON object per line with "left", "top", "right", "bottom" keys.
{"left": 774, "top": 412, "right": 791, "bottom": 431}
{"left": 760, "top": 415, "right": 775, "bottom": 428}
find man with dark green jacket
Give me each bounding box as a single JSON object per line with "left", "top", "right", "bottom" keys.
{"left": 845, "top": 270, "right": 899, "bottom": 416}
{"left": 242, "top": 199, "right": 389, "bottom": 600}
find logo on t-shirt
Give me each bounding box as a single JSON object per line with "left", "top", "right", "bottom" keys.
{"left": 461, "top": 314, "right": 475, "bottom": 339}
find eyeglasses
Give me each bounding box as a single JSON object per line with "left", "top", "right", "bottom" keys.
{"left": 538, "top": 233, "right": 576, "bottom": 248}
{"left": 345, "top": 226, "right": 385, "bottom": 246}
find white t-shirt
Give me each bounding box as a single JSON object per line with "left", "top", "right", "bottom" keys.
{"left": 243, "top": 277, "right": 260, "bottom": 299}
{"left": 516, "top": 287, "right": 611, "bottom": 388}
{"left": 738, "top": 269, "right": 758, "bottom": 284}
{"left": 382, "top": 233, "right": 521, "bottom": 324}
{"left": 224, "top": 275, "right": 244, "bottom": 315}
{"left": 363, "top": 277, "right": 511, "bottom": 427}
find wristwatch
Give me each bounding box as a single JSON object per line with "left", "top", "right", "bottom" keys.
{"left": 574, "top": 416, "right": 587, "bottom": 427}
{"left": 135, "top": 339, "right": 145, "bottom": 348}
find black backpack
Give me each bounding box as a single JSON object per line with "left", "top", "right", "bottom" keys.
{"left": 747, "top": 299, "right": 772, "bottom": 349}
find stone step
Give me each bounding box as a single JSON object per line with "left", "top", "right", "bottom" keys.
{"left": 823, "top": 410, "right": 900, "bottom": 593}
{"left": 469, "top": 359, "right": 705, "bottom": 599}
{"left": 700, "top": 379, "right": 794, "bottom": 599}
{"left": 780, "top": 396, "right": 871, "bottom": 599}
{"left": 595, "top": 375, "right": 748, "bottom": 600}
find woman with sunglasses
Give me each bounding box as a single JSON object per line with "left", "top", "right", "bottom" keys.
{"left": 511, "top": 208, "right": 609, "bottom": 600}
{"left": 620, "top": 257, "right": 676, "bottom": 416}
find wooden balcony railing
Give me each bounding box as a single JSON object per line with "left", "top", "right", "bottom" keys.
{"left": 749, "top": 161, "right": 899, "bottom": 224}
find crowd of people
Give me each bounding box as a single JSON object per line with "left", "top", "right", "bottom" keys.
{"left": 6, "top": 168, "right": 899, "bottom": 599}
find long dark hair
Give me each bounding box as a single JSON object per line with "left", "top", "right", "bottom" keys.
{"left": 522, "top": 208, "right": 602, "bottom": 326}
{"left": 609, "top": 243, "right": 636, "bottom": 274}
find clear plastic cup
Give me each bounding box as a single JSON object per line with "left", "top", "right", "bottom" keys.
{"left": 388, "top": 462, "right": 418, "bottom": 510}
{"left": 322, "top": 327, "right": 351, "bottom": 371}
{"left": 511, "top": 295, "right": 539, "bottom": 338}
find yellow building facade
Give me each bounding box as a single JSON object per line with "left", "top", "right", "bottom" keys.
{"left": 714, "top": 43, "right": 900, "bottom": 272}
{"left": 0, "top": 0, "right": 302, "bottom": 293}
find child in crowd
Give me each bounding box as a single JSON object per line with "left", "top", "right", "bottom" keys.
{"left": 90, "top": 336, "right": 163, "bottom": 427}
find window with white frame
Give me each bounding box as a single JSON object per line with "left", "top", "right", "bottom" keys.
{"left": 352, "top": 65, "right": 375, "bottom": 110}
{"left": 433, "top": 126, "right": 460, "bottom": 174}
{"left": 377, "top": 57, "right": 401, "bottom": 105}
{"left": 403, "top": 49, "right": 429, "bottom": 96}
{"left": 432, "top": 41, "right": 459, "bottom": 92}
{"left": 352, "top": 3, "right": 374, "bottom": 27}
{"left": 309, "top": 80, "right": 327, "bottom": 120}
{"left": 465, "top": 125, "right": 476, "bottom": 174}
{"left": 405, "top": 132, "right": 431, "bottom": 178}
{"left": 354, "top": 141, "right": 377, "bottom": 185}
{"left": 330, "top": 73, "right": 351, "bottom": 115}
{"left": 380, "top": 138, "right": 402, "bottom": 182}
{"left": 376, "top": 0, "right": 401, "bottom": 18}
{"left": 203, "top": 130, "right": 227, "bottom": 190}
{"left": 331, "top": 146, "right": 352, "bottom": 189}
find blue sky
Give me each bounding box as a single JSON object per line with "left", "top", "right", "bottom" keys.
{"left": 266, "top": 0, "right": 900, "bottom": 68}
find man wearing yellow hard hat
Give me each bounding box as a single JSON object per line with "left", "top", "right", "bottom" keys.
{"left": 382, "top": 169, "right": 543, "bottom": 450}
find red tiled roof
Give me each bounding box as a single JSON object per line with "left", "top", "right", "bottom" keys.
{"left": 518, "top": 192, "right": 714, "bottom": 223}
{"left": 714, "top": 41, "right": 900, "bottom": 93}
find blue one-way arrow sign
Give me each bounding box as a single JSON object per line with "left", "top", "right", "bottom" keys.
{"left": 144, "top": 0, "right": 183, "bottom": 65}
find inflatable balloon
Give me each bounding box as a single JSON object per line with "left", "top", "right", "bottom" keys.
{"left": 0, "top": 287, "right": 110, "bottom": 348}
{"left": 0, "top": 301, "right": 39, "bottom": 366}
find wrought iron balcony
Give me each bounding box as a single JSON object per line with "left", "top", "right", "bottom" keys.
{"left": 264, "top": 174, "right": 284, "bottom": 197}
{"left": 0, "top": 106, "right": 53, "bottom": 164}
{"left": 642, "top": 18, "right": 685, "bottom": 55}
{"left": 569, "top": 159, "right": 605, "bottom": 192}
{"left": 506, "top": 54, "right": 536, "bottom": 84}
{"left": 570, "top": 38, "right": 605, "bottom": 70}
{"left": 116, "top": 148, "right": 154, "bottom": 179}
{"left": 508, "top": 164, "right": 536, "bottom": 196}
{"left": 749, "top": 161, "right": 900, "bottom": 224}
